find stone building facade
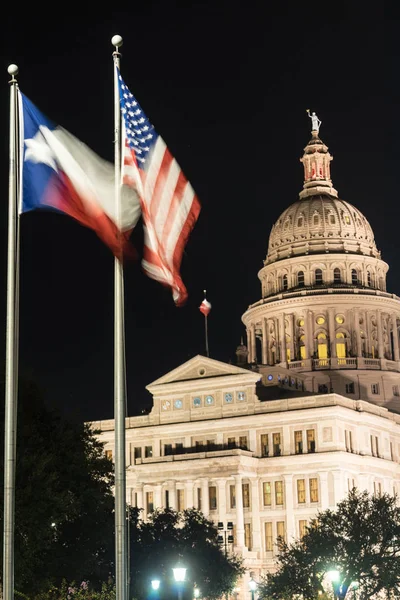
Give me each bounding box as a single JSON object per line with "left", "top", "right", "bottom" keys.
{"left": 92, "top": 125, "right": 400, "bottom": 599}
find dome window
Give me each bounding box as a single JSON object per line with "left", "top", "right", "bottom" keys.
{"left": 329, "top": 214, "right": 336, "bottom": 225}
{"left": 315, "top": 268, "right": 323, "bottom": 285}
{"left": 344, "top": 215, "right": 351, "bottom": 225}
{"left": 283, "top": 274, "right": 288, "bottom": 291}
{"left": 367, "top": 271, "right": 371, "bottom": 286}
{"left": 335, "top": 315, "right": 345, "bottom": 324}
{"left": 313, "top": 214, "right": 319, "bottom": 226}
{"left": 316, "top": 316, "right": 326, "bottom": 325}
{"left": 351, "top": 269, "right": 358, "bottom": 285}
{"left": 334, "top": 268, "right": 341, "bottom": 283}
{"left": 297, "top": 216, "right": 304, "bottom": 227}
{"left": 297, "top": 271, "right": 305, "bottom": 287}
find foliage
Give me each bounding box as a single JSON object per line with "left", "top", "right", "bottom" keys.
{"left": 128, "top": 506, "right": 245, "bottom": 599}
{"left": 26, "top": 578, "right": 116, "bottom": 600}
{"left": 258, "top": 489, "right": 400, "bottom": 600}
{"left": 0, "top": 377, "right": 116, "bottom": 595}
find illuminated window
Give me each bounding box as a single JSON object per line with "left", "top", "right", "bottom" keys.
{"left": 335, "top": 314, "right": 344, "bottom": 324}
{"left": 309, "top": 478, "right": 319, "bottom": 502}
{"left": 230, "top": 485, "right": 236, "bottom": 509}
{"left": 242, "top": 483, "right": 250, "bottom": 508}
{"left": 209, "top": 486, "right": 217, "bottom": 510}
{"left": 294, "top": 430, "right": 303, "bottom": 454}
{"left": 297, "top": 271, "right": 305, "bottom": 287}
{"left": 336, "top": 332, "right": 346, "bottom": 359}
{"left": 263, "top": 482, "right": 271, "bottom": 506}
{"left": 316, "top": 315, "right": 325, "bottom": 325}
{"left": 276, "top": 521, "right": 286, "bottom": 543}
{"left": 315, "top": 268, "right": 323, "bottom": 285}
{"left": 275, "top": 481, "right": 284, "bottom": 505}
{"left": 307, "top": 429, "right": 316, "bottom": 453}
{"left": 317, "top": 332, "right": 328, "bottom": 360}
{"left": 146, "top": 491, "right": 154, "bottom": 514}
{"left": 297, "top": 479, "right": 306, "bottom": 503}
{"left": 261, "top": 434, "right": 269, "bottom": 457}
{"left": 273, "top": 433, "right": 281, "bottom": 456}
{"left": 177, "top": 489, "right": 185, "bottom": 512}
{"left": 265, "top": 522, "right": 273, "bottom": 551}
{"left": 344, "top": 215, "right": 351, "bottom": 225}
{"left": 105, "top": 449, "right": 113, "bottom": 460}
{"left": 298, "top": 318, "right": 305, "bottom": 327}
{"left": 286, "top": 347, "right": 291, "bottom": 362}
{"left": 244, "top": 523, "right": 252, "bottom": 550}
{"left": 334, "top": 268, "right": 341, "bottom": 283}
{"left": 299, "top": 519, "right": 308, "bottom": 539}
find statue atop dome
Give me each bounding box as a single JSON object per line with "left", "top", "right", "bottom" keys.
{"left": 306, "top": 109, "right": 321, "bottom": 133}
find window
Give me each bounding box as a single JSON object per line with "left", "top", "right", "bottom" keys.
{"left": 370, "top": 435, "right": 379, "bottom": 457}
{"left": 146, "top": 491, "right": 154, "bottom": 514}
{"left": 197, "top": 487, "right": 202, "bottom": 510}
{"left": 371, "top": 383, "right": 380, "bottom": 395}
{"left": 209, "top": 486, "right": 217, "bottom": 510}
{"left": 345, "top": 429, "right": 353, "bottom": 452}
{"left": 329, "top": 213, "right": 336, "bottom": 224}
{"left": 297, "top": 479, "right": 306, "bottom": 503}
{"left": 177, "top": 489, "right": 184, "bottom": 512}
{"left": 276, "top": 521, "right": 286, "bottom": 543}
{"left": 134, "top": 447, "right": 142, "bottom": 459}
{"left": 299, "top": 335, "right": 306, "bottom": 360}
{"left": 105, "top": 449, "right": 113, "bottom": 460}
{"left": 374, "top": 481, "right": 382, "bottom": 497}
{"left": 336, "top": 314, "right": 345, "bottom": 324}
{"left": 309, "top": 478, "right": 319, "bottom": 502}
{"left": 367, "top": 271, "right": 371, "bottom": 286}
{"left": 294, "top": 430, "right": 303, "bottom": 454}
{"left": 346, "top": 382, "right": 355, "bottom": 394}
{"left": 283, "top": 274, "right": 288, "bottom": 291}
{"left": 242, "top": 483, "right": 250, "bottom": 508}
{"left": 244, "top": 523, "right": 252, "bottom": 550}
{"left": 273, "top": 432, "right": 281, "bottom": 456}
{"left": 265, "top": 522, "right": 273, "bottom": 551}
{"left": 336, "top": 332, "right": 346, "bottom": 360}
{"left": 334, "top": 268, "right": 341, "bottom": 283}
{"left": 317, "top": 332, "right": 328, "bottom": 360}
{"left": 263, "top": 482, "right": 272, "bottom": 506}
{"left": 164, "top": 444, "right": 173, "bottom": 456}
{"left": 165, "top": 490, "right": 170, "bottom": 508}
{"left": 145, "top": 445, "right": 153, "bottom": 458}
{"left": 175, "top": 442, "right": 183, "bottom": 453}
{"left": 239, "top": 436, "right": 248, "bottom": 449}
{"left": 351, "top": 269, "right": 358, "bottom": 285}
{"left": 228, "top": 437, "right": 236, "bottom": 448}
{"left": 393, "top": 385, "right": 399, "bottom": 397}
{"left": 316, "top": 315, "right": 326, "bottom": 325}
{"left": 307, "top": 429, "right": 316, "bottom": 453}
{"left": 344, "top": 215, "right": 351, "bottom": 225}
{"left": 275, "top": 481, "right": 284, "bottom": 505}
{"left": 261, "top": 434, "right": 269, "bottom": 457}
{"left": 315, "top": 268, "right": 323, "bottom": 285}
{"left": 299, "top": 520, "right": 308, "bottom": 539}
{"left": 297, "top": 217, "right": 304, "bottom": 227}
{"left": 313, "top": 214, "right": 319, "bottom": 225}
{"left": 230, "top": 485, "right": 236, "bottom": 509}
{"left": 297, "top": 271, "right": 305, "bottom": 287}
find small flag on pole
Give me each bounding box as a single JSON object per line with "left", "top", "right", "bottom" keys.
{"left": 18, "top": 92, "right": 141, "bottom": 258}
{"left": 117, "top": 69, "right": 201, "bottom": 306}
{"left": 199, "top": 297, "right": 212, "bottom": 316}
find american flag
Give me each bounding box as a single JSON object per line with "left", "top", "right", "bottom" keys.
{"left": 117, "top": 69, "right": 201, "bottom": 306}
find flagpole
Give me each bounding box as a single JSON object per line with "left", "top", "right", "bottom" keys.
{"left": 3, "top": 63, "right": 20, "bottom": 600}
{"left": 203, "top": 289, "right": 209, "bottom": 358}
{"left": 112, "top": 36, "right": 128, "bottom": 600}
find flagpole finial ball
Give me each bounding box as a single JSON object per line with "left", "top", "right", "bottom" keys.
{"left": 111, "top": 35, "right": 123, "bottom": 48}
{"left": 7, "top": 64, "right": 18, "bottom": 76}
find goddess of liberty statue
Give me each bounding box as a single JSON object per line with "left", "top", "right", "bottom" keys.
{"left": 306, "top": 109, "right": 321, "bottom": 133}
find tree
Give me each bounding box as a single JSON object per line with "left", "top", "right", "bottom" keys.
{"left": 128, "top": 507, "right": 245, "bottom": 599}
{"left": 258, "top": 489, "right": 400, "bottom": 599}
{"left": 0, "top": 377, "right": 116, "bottom": 595}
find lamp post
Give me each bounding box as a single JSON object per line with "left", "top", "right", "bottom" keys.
{"left": 233, "top": 586, "right": 240, "bottom": 600}
{"left": 350, "top": 581, "right": 359, "bottom": 599}
{"left": 249, "top": 575, "right": 257, "bottom": 600}
{"left": 173, "top": 564, "right": 187, "bottom": 600}
{"left": 193, "top": 585, "right": 200, "bottom": 599}
{"left": 327, "top": 569, "right": 342, "bottom": 600}
{"left": 151, "top": 579, "right": 160, "bottom": 591}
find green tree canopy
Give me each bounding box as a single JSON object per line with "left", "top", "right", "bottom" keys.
{"left": 0, "top": 377, "right": 115, "bottom": 595}
{"left": 128, "top": 507, "right": 244, "bottom": 600}
{"left": 258, "top": 489, "right": 400, "bottom": 600}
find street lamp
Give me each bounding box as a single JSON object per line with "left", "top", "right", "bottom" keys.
{"left": 327, "top": 570, "right": 342, "bottom": 600}
{"left": 151, "top": 579, "right": 161, "bottom": 591}
{"left": 249, "top": 575, "right": 257, "bottom": 600}
{"left": 173, "top": 564, "right": 187, "bottom": 600}
{"left": 193, "top": 586, "right": 200, "bottom": 598}
{"left": 350, "top": 581, "right": 359, "bottom": 599}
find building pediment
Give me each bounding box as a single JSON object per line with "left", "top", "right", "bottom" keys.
{"left": 146, "top": 354, "right": 260, "bottom": 392}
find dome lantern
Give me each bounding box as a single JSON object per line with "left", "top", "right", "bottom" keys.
{"left": 300, "top": 112, "right": 338, "bottom": 199}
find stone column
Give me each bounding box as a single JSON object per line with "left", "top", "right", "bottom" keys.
{"left": 251, "top": 323, "right": 257, "bottom": 363}
{"left": 251, "top": 479, "right": 262, "bottom": 552}
{"left": 332, "top": 471, "right": 344, "bottom": 505}
{"left": 364, "top": 310, "right": 371, "bottom": 356}
{"left": 246, "top": 327, "right": 252, "bottom": 363}
{"left": 319, "top": 472, "right": 329, "bottom": 509}
{"left": 136, "top": 484, "right": 144, "bottom": 510}
{"left": 392, "top": 313, "right": 400, "bottom": 361}
{"left": 185, "top": 480, "right": 194, "bottom": 509}
{"left": 280, "top": 313, "right": 286, "bottom": 363}
{"left": 201, "top": 478, "right": 210, "bottom": 517}
{"left": 169, "top": 480, "right": 177, "bottom": 510}
{"left": 289, "top": 313, "right": 295, "bottom": 360}
{"left": 262, "top": 317, "right": 268, "bottom": 364}
{"left": 307, "top": 309, "right": 314, "bottom": 359}
{"left": 154, "top": 484, "right": 162, "bottom": 510}
{"left": 235, "top": 475, "right": 245, "bottom": 548}
{"left": 377, "top": 310, "right": 384, "bottom": 359}
{"left": 217, "top": 479, "right": 227, "bottom": 523}
{"left": 354, "top": 308, "right": 362, "bottom": 358}
{"left": 283, "top": 475, "right": 295, "bottom": 543}
{"left": 328, "top": 307, "right": 336, "bottom": 358}
{"left": 274, "top": 317, "right": 280, "bottom": 363}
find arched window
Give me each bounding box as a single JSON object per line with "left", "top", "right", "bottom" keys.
{"left": 367, "top": 271, "right": 371, "bottom": 286}
{"left": 297, "top": 271, "right": 305, "bottom": 287}
{"left": 286, "top": 335, "right": 291, "bottom": 362}
{"left": 336, "top": 332, "right": 346, "bottom": 360}
{"left": 299, "top": 335, "right": 306, "bottom": 360}
{"left": 334, "top": 268, "right": 341, "bottom": 283}
{"left": 283, "top": 274, "right": 288, "bottom": 291}
{"left": 297, "top": 217, "right": 303, "bottom": 227}
{"left": 351, "top": 269, "right": 358, "bottom": 285}
{"left": 315, "top": 269, "right": 323, "bottom": 285}
{"left": 329, "top": 213, "right": 336, "bottom": 224}
{"left": 317, "top": 332, "right": 328, "bottom": 360}
{"left": 313, "top": 214, "right": 319, "bottom": 226}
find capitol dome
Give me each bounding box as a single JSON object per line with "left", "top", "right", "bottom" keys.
{"left": 265, "top": 132, "right": 380, "bottom": 265}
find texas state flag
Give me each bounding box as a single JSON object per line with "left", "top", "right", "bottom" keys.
{"left": 18, "top": 92, "right": 141, "bottom": 258}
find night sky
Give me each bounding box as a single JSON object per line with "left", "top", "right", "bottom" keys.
{"left": 0, "top": 5, "right": 394, "bottom": 423}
